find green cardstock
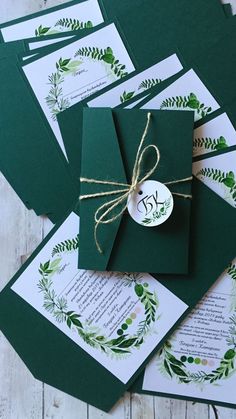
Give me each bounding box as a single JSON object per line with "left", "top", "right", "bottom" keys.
{"left": 113, "top": 0, "right": 230, "bottom": 67}
{"left": 222, "top": 3, "right": 233, "bottom": 18}
{"left": 195, "top": 20, "right": 236, "bottom": 108}
{"left": 0, "top": 57, "right": 78, "bottom": 222}
{"left": 79, "top": 108, "right": 194, "bottom": 274}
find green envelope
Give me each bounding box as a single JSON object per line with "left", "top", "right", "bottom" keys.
{"left": 0, "top": 56, "right": 78, "bottom": 222}
{"left": 79, "top": 108, "right": 194, "bottom": 274}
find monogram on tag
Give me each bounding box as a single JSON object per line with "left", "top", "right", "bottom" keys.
{"left": 127, "top": 180, "right": 173, "bottom": 227}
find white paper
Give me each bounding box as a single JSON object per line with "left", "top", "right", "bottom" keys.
{"left": 22, "top": 23, "right": 136, "bottom": 156}
{"left": 12, "top": 212, "right": 188, "bottom": 384}
{"left": 143, "top": 258, "right": 236, "bottom": 405}
{"left": 193, "top": 150, "right": 236, "bottom": 208}
{"left": 1, "top": 0, "right": 104, "bottom": 41}
{"left": 141, "top": 69, "right": 220, "bottom": 122}
{"left": 193, "top": 113, "right": 236, "bottom": 157}
{"left": 28, "top": 35, "right": 74, "bottom": 51}
{"left": 88, "top": 54, "right": 183, "bottom": 108}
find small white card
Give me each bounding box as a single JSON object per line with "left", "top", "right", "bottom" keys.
{"left": 193, "top": 112, "right": 236, "bottom": 157}
{"left": 0, "top": 0, "right": 104, "bottom": 41}
{"left": 87, "top": 54, "right": 183, "bottom": 108}
{"left": 141, "top": 69, "right": 220, "bottom": 122}
{"left": 22, "top": 23, "right": 136, "bottom": 156}
{"left": 11, "top": 212, "right": 188, "bottom": 384}
{"left": 193, "top": 150, "right": 236, "bottom": 208}
{"left": 28, "top": 35, "right": 74, "bottom": 51}
{"left": 143, "top": 258, "right": 236, "bottom": 406}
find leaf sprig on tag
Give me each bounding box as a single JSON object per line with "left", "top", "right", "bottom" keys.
{"left": 142, "top": 197, "right": 172, "bottom": 225}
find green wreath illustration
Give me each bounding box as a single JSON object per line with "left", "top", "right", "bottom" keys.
{"left": 159, "top": 313, "right": 236, "bottom": 384}
{"left": 37, "top": 236, "right": 159, "bottom": 357}
{"left": 46, "top": 48, "right": 129, "bottom": 119}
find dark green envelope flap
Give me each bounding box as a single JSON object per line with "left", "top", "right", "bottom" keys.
{"left": 0, "top": 57, "right": 78, "bottom": 222}
{"left": 80, "top": 108, "right": 127, "bottom": 270}
{"left": 79, "top": 108, "right": 194, "bottom": 273}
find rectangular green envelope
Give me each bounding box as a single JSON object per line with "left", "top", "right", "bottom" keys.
{"left": 79, "top": 108, "right": 194, "bottom": 274}
{"left": 0, "top": 57, "right": 78, "bottom": 223}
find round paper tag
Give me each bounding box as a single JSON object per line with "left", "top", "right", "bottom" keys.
{"left": 127, "top": 180, "right": 174, "bottom": 227}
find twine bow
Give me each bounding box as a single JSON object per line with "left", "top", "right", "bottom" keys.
{"left": 80, "top": 112, "right": 192, "bottom": 254}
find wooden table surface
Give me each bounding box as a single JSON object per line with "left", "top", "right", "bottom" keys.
{"left": 0, "top": 1, "right": 236, "bottom": 418}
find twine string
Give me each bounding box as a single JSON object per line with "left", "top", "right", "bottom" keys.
{"left": 80, "top": 112, "right": 192, "bottom": 253}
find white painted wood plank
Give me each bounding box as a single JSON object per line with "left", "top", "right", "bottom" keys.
{"left": 186, "top": 401, "right": 209, "bottom": 419}
{"left": 154, "top": 397, "right": 188, "bottom": 419}
{"left": 43, "top": 385, "right": 88, "bottom": 419}
{"left": 0, "top": 173, "right": 43, "bottom": 419}
{"left": 209, "top": 405, "right": 236, "bottom": 419}
{"left": 88, "top": 392, "right": 130, "bottom": 419}
{"left": 130, "top": 393, "right": 154, "bottom": 419}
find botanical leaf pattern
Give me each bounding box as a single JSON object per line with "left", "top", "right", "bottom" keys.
{"left": 38, "top": 241, "right": 159, "bottom": 358}
{"left": 193, "top": 136, "right": 228, "bottom": 154}
{"left": 160, "top": 92, "right": 212, "bottom": 118}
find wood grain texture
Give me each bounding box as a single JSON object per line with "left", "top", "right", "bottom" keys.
{"left": 0, "top": 0, "right": 236, "bottom": 417}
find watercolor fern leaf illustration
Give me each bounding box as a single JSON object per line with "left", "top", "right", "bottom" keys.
{"left": 193, "top": 136, "right": 228, "bottom": 153}
{"left": 160, "top": 92, "right": 212, "bottom": 118}
{"left": 135, "top": 283, "right": 159, "bottom": 337}
{"left": 75, "top": 46, "right": 128, "bottom": 78}
{"left": 159, "top": 316, "right": 236, "bottom": 384}
{"left": 52, "top": 235, "right": 79, "bottom": 257}
{"left": 142, "top": 197, "right": 172, "bottom": 225}
{"left": 35, "top": 19, "right": 93, "bottom": 37}
{"left": 138, "top": 78, "right": 162, "bottom": 90}
{"left": 35, "top": 25, "right": 51, "bottom": 36}
{"left": 120, "top": 90, "right": 135, "bottom": 103}
{"left": 196, "top": 168, "right": 236, "bottom": 204}
{"left": 228, "top": 262, "right": 236, "bottom": 281}
{"left": 55, "top": 57, "right": 82, "bottom": 74}
{"left": 45, "top": 72, "right": 70, "bottom": 120}
{"left": 55, "top": 18, "right": 93, "bottom": 30}
{"left": 38, "top": 240, "right": 160, "bottom": 358}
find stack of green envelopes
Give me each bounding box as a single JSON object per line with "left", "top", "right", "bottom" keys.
{"left": 0, "top": 0, "right": 236, "bottom": 412}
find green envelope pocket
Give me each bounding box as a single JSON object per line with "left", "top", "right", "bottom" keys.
{"left": 79, "top": 108, "right": 194, "bottom": 274}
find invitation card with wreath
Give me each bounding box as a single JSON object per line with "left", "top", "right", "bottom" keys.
{"left": 0, "top": 211, "right": 188, "bottom": 412}
{"left": 136, "top": 256, "right": 236, "bottom": 410}
{"left": 79, "top": 108, "right": 194, "bottom": 273}
{"left": 0, "top": 0, "right": 104, "bottom": 42}
{"left": 21, "top": 22, "right": 136, "bottom": 157}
